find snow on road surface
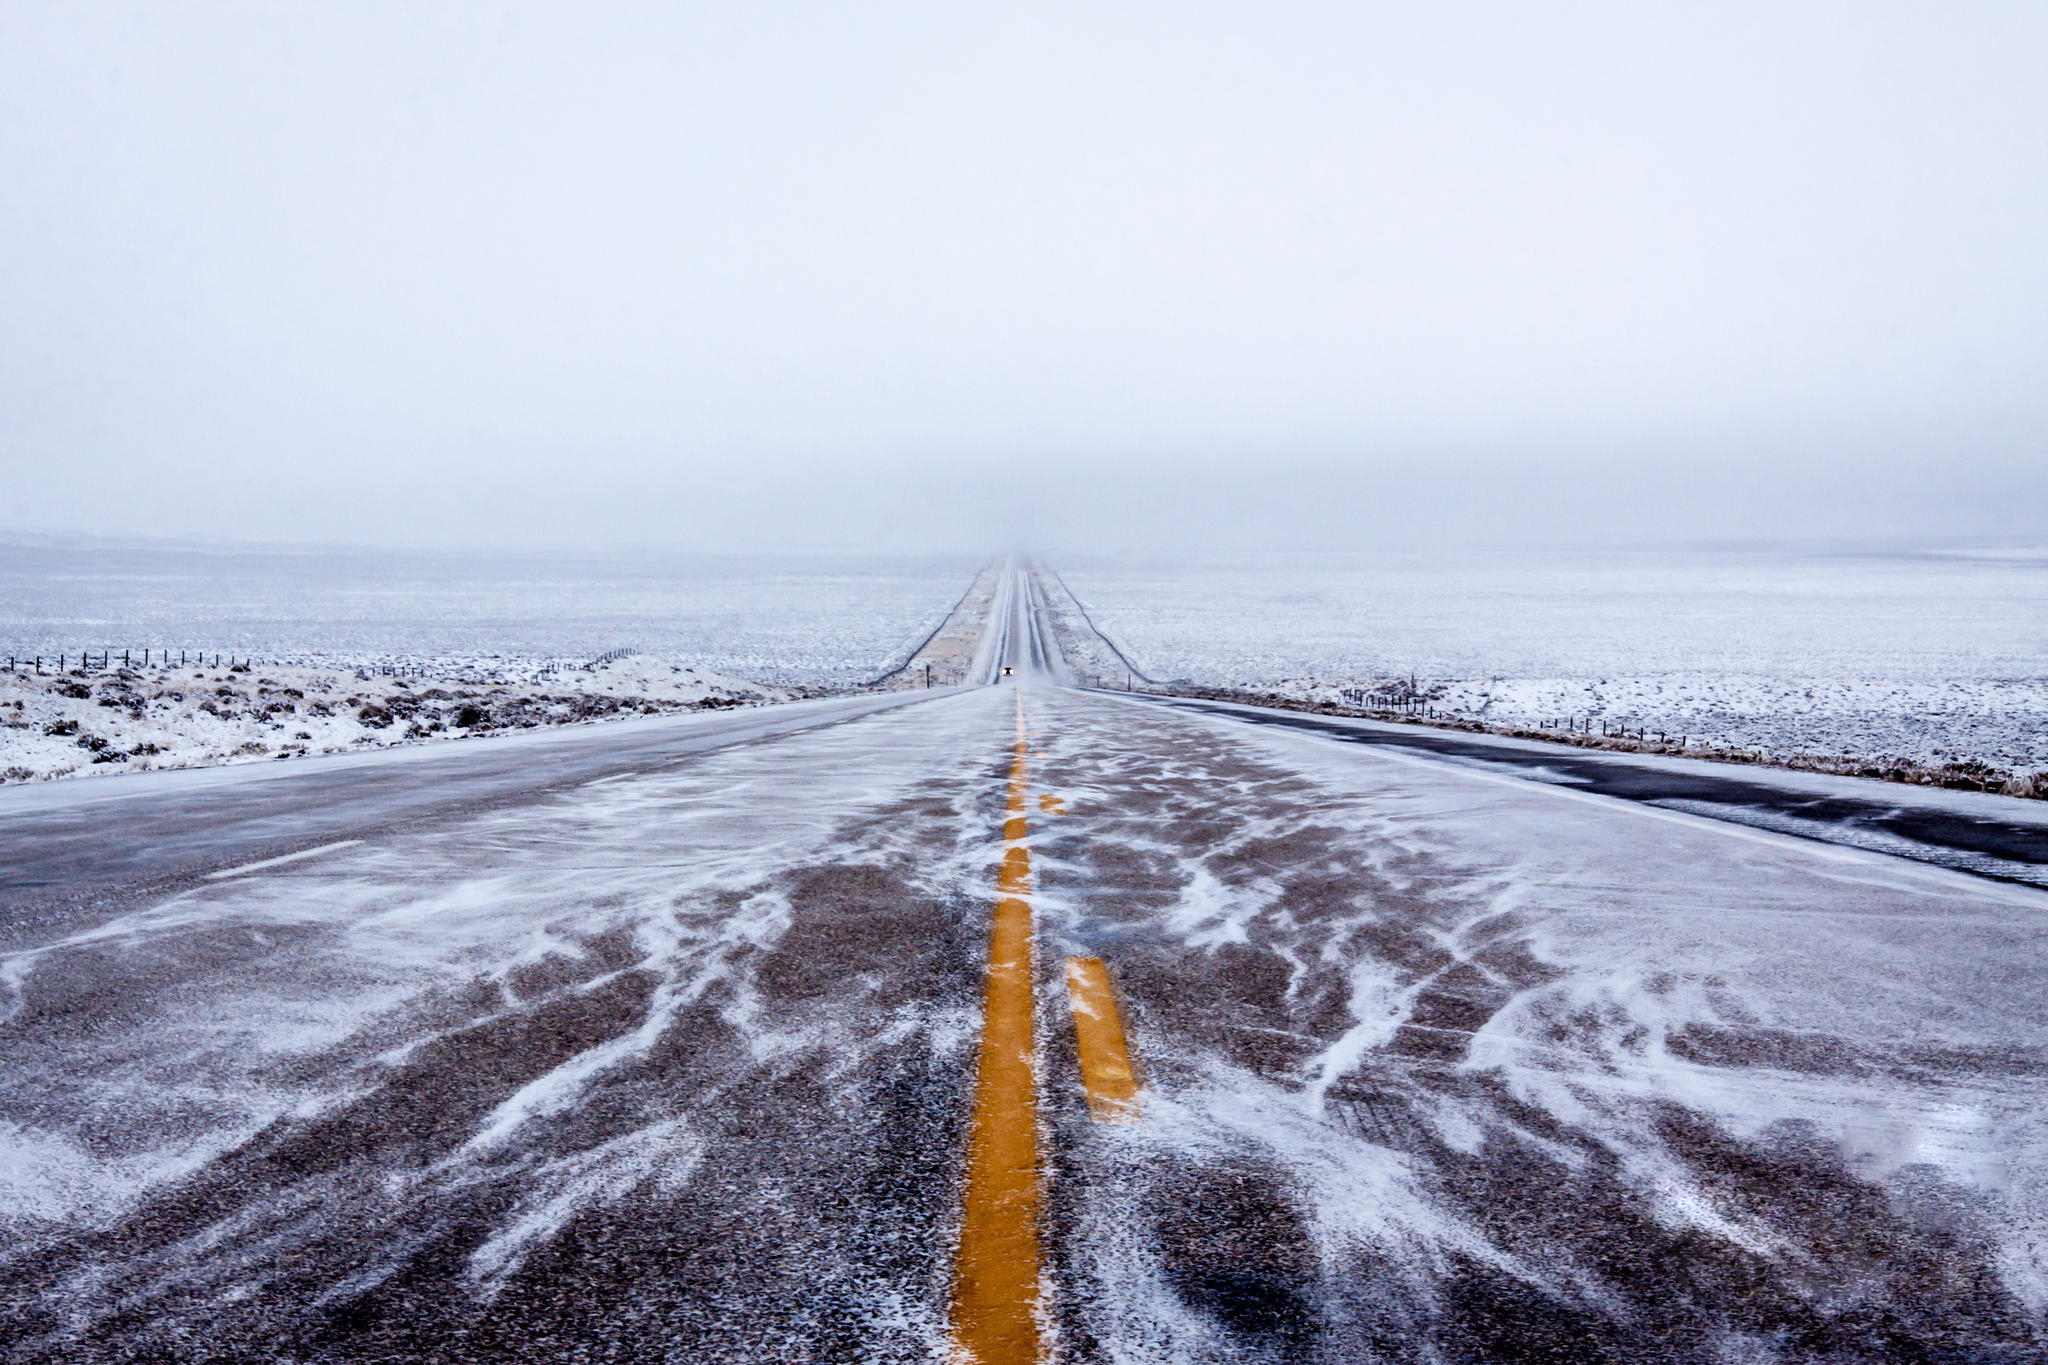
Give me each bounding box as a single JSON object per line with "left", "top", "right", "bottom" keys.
{"left": 1028, "top": 686, "right": 2045, "bottom": 1359}
{"left": 1, "top": 569, "right": 2044, "bottom": 1362}
{"left": 2, "top": 687, "right": 1009, "bottom": 1360}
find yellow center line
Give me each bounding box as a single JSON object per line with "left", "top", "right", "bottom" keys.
{"left": 1063, "top": 957, "right": 1141, "bottom": 1121}
{"left": 949, "top": 693, "right": 1045, "bottom": 1363}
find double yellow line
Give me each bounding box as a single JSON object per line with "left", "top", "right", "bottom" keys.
{"left": 949, "top": 696, "right": 1139, "bottom": 1364}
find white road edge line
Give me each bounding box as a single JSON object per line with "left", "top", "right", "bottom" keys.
{"left": 203, "top": 840, "right": 363, "bottom": 881}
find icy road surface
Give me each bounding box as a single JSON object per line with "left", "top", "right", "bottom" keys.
{"left": 2, "top": 576, "right": 2045, "bottom": 1362}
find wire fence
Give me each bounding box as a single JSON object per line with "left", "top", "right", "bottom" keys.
{"left": 4, "top": 647, "right": 635, "bottom": 680}
{"left": 1334, "top": 687, "right": 1691, "bottom": 745}
{"left": 5, "top": 649, "right": 257, "bottom": 674}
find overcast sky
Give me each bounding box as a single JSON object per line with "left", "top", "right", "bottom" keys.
{"left": 4, "top": 2, "right": 2044, "bottom": 552}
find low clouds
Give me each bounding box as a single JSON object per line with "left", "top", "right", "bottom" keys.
{"left": 4, "top": 2, "right": 2044, "bottom": 549}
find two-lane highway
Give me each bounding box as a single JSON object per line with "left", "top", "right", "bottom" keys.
{"left": 3, "top": 567, "right": 2044, "bottom": 1363}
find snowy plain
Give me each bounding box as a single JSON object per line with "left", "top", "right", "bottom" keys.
{"left": 0, "top": 540, "right": 982, "bottom": 782}
{"left": 1057, "top": 544, "right": 2048, "bottom": 771}
{"left": 0, "top": 539, "right": 979, "bottom": 685}
{"left": 0, "top": 656, "right": 786, "bottom": 782}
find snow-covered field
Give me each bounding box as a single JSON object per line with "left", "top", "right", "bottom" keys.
{"left": 0, "top": 540, "right": 978, "bottom": 685}
{"left": 0, "top": 540, "right": 989, "bottom": 783}
{"left": 1058, "top": 545, "right": 2048, "bottom": 771}
{"left": 1, "top": 656, "right": 785, "bottom": 783}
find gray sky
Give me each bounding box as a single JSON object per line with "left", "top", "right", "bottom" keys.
{"left": 4, "top": 1, "right": 2045, "bottom": 552}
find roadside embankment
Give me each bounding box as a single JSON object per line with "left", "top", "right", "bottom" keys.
{"left": 0, "top": 655, "right": 789, "bottom": 783}
{"left": 1026, "top": 561, "right": 1150, "bottom": 688}
{"left": 1023, "top": 560, "right": 2047, "bottom": 799}
{"left": 875, "top": 558, "right": 1006, "bottom": 689}
{"left": 1159, "top": 682, "right": 2048, "bottom": 800}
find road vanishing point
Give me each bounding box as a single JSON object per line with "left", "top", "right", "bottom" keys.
{"left": 3, "top": 561, "right": 2046, "bottom": 1363}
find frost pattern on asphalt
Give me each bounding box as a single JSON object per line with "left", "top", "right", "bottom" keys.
{"left": 1029, "top": 687, "right": 2048, "bottom": 1361}
{"left": 0, "top": 688, "right": 1017, "bottom": 1362}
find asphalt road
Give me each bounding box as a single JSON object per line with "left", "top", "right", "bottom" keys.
{"left": 0, "top": 688, "right": 943, "bottom": 947}
{"left": 1130, "top": 694, "right": 2048, "bottom": 890}
{"left": 3, "top": 571, "right": 2043, "bottom": 1363}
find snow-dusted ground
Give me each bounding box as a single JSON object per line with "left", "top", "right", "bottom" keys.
{"left": 1057, "top": 545, "right": 2048, "bottom": 771}
{"left": 1244, "top": 672, "right": 2048, "bottom": 775}
{"left": 878, "top": 557, "right": 1006, "bottom": 689}
{"left": 1030, "top": 561, "right": 1141, "bottom": 687}
{"left": 0, "top": 540, "right": 996, "bottom": 784}
{"left": 0, "top": 540, "right": 978, "bottom": 686}
{"left": 0, "top": 656, "right": 786, "bottom": 783}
